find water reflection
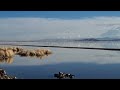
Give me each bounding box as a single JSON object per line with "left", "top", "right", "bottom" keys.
{"left": 1, "top": 41, "right": 120, "bottom": 79}
{"left": 31, "top": 54, "right": 50, "bottom": 59}
{"left": 20, "top": 54, "right": 51, "bottom": 60}
{"left": 0, "top": 57, "right": 14, "bottom": 64}
{"left": 0, "top": 54, "right": 51, "bottom": 64}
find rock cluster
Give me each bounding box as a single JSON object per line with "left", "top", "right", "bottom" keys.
{"left": 0, "top": 48, "right": 15, "bottom": 58}
{"left": 54, "top": 72, "right": 75, "bottom": 79}
{"left": 0, "top": 69, "right": 16, "bottom": 79}
{"left": 17, "top": 48, "right": 52, "bottom": 57}
{"left": 0, "top": 47, "right": 52, "bottom": 58}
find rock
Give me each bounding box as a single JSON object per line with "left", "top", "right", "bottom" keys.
{"left": 0, "top": 50, "right": 5, "bottom": 58}
{"left": 54, "top": 72, "right": 75, "bottom": 79}
{"left": 0, "top": 47, "right": 52, "bottom": 59}
{"left": 0, "top": 69, "right": 16, "bottom": 79}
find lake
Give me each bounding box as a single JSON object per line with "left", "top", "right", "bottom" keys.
{"left": 0, "top": 40, "right": 120, "bottom": 79}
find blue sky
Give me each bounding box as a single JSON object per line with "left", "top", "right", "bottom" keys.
{"left": 0, "top": 11, "right": 120, "bottom": 18}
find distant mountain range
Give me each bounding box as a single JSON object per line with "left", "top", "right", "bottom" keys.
{"left": 75, "top": 37, "right": 120, "bottom": 41}
{"left": 1, "top": 37, "right": 120, "bottom": 42}
{"left": 78, "top": 28, "right": 120, "bottom": 41}
{"left": 101, "top": 29, "right": 120, "bottom": 38}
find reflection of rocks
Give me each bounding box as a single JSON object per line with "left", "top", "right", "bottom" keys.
{"left": 0, "top": 57, "right": 14, "bottom": 64}
{"left": 28, "top": 54, "right": 50, "bottom": 60}
{"left": 0, "top": 69, "right": 16, "bottom": 79}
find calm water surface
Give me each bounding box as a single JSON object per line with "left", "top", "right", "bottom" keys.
{"left": 0, "top": 41, "right": 120, "bottom": 79}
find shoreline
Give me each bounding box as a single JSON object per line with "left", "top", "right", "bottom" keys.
{"left": 0, "top": 43, "right": 120, "bottom": 51}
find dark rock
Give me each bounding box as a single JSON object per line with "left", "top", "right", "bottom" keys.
{"left": 0, "top": 69, "right": 17, "bottom": 79}
{"left": 54, "top": 72, "right": 75, "bottom": 79}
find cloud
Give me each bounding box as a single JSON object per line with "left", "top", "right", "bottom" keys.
{"left": 0, "top": 16, "right": 120, "bottom": 40}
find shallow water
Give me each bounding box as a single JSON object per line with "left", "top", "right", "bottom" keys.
{"left": 1, "top": 40, "right": 120, "bottom": 79}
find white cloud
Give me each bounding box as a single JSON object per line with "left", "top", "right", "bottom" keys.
{"left": 0, "top": 16, "right": 120, "bottom": 40}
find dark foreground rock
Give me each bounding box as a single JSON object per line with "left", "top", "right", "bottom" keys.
{"left": 0, "top": 69, "right": 16, "bottom": 79}
{"left": 54, "top": 72, "right": 75, "bottom": 79}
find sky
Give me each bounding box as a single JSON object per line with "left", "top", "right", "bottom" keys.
{"left": 0, "top": 11, "right": 120, "bottom": 40}
{"left": 1, "top": 11, "right": 120, "bottom": 18}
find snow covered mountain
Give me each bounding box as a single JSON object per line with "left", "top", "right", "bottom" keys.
{"left": 101, "top": 27, "right": 120, "bottom": 38}
{"left": 76, "top": 27, "right": 120, "bottom": 41}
